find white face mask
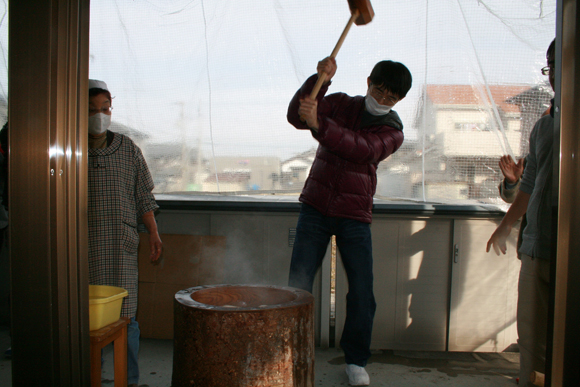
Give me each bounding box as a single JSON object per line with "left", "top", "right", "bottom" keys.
{"left": 365, "top": 88, "right": 393, "bottom": 116}
{"left": 88, "top": 113, "right": 111, "bottom": 135}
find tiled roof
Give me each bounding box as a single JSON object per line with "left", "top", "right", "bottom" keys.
{"left": 425, "top": 84, "right": 532, "bottom": 113}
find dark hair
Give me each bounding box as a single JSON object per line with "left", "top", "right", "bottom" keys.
{"left": 0, "top": 120, "right": 8, "bottom": 209}
{"left": 0, "top": 121, "right": 7, "bottom": 150}
{"left": 547, "top": 39, "right": 555, "bottom": 62}
{"left": 89, "top": 87, "right": 112, "bottom": 102}
{"left": 369, "top": 61, "right": 412, "bottom": 99}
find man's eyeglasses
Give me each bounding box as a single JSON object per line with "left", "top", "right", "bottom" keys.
{"left": 541, "top": 66, "right": 552, "bottom": 76}
{"left": 89, "top": 106, "right": 113, "bottom": 115}
{"left": 541, "top": 61, "right": 555, "bottom": 76}
{"left": 370, "top": 85, "right": 399, "bottom": 106}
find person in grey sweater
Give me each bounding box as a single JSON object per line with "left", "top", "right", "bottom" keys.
{"left": 486, "top": 38, "right": 555, "bottom": 387}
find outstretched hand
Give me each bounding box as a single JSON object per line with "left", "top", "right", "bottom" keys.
{"left": 499, "top": 155, "right": 524, "bottom": 185}
{"left": 486, "top": 223, "right": 512, "bottom": 256}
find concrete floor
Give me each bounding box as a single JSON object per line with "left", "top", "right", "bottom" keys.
{"left": 0, "top": 325, "right": 519, "bottom": 386}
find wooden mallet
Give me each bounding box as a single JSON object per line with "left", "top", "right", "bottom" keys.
{"left": 309, "top": 0, "right": 375, "bottom": 99}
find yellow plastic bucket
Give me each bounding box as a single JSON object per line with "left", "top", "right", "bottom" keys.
{"left": 89, "top": 285, "right": 128, "bottom": 331}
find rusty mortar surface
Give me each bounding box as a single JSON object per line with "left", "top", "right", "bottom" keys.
{"left": 172, "top": 284, "right": 315, "bottom": 387}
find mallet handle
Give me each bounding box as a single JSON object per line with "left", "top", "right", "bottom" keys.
{"left": 309, "top": 9, "right": 360, "bottom": 100}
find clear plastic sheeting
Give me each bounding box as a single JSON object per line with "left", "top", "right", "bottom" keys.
{"left": 0, "top": 0, "right": 556, "bottom": 206}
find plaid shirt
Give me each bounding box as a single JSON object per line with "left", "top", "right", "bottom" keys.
{"left": 88, "top": 132, "right": 158, "bottom": 317}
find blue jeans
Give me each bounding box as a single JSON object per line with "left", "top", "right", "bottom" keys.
{"left": 288, "top": 203, "right": 376, "bottom": 367}
{"left": 127, "top": 317, "right": 140, "bottom": 385}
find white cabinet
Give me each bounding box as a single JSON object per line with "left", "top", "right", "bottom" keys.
{"left": 157, "top": 210, "right": 520, "bottom": 352}
{"left": 448, "top": 219, "right": 520, "bottom": 352}
{"left": 393, "top": 219, "right": 453, "bottom": 351}
{"left": 334, "top": 217, "right": 520, "bottom": 352}
{"left": 335, "top": 218, "right": 453, "bottom": 351}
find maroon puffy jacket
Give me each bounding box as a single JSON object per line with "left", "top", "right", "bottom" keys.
{"left": 287, "top": 74, "right": 404, "bottom": 223}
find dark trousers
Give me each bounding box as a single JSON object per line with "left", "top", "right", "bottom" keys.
{"left": 288, "top": 203, "right": 376, "bottom": 366}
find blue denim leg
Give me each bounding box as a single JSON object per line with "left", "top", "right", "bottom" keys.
{"left": 288, "top": 204, "right": 333, "bottom": 293}
{"left": 127, "top": 317, "right": 140, "bottom": 385}
{"left": 336, "top": 218, "right": 376, "bottom": 367}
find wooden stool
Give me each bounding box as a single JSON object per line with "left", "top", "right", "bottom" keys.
{"left": 90, "top": 317, "right": 131, "bottom": 387}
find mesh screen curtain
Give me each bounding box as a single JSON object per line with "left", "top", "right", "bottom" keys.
{"left": 0, "top": 0, "right": 556, "bottom": 206}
